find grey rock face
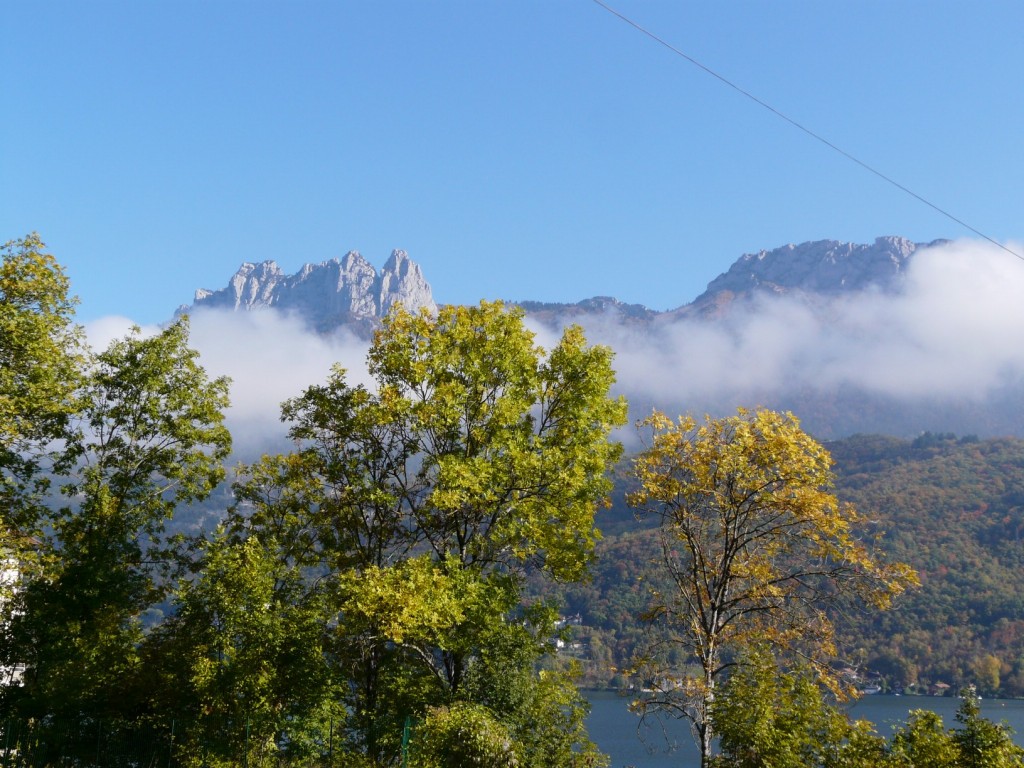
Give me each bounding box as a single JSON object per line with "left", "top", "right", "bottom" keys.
{"left": 183, "top": 250, "right": 436, "bottom": 334}
{"left": 699, "top": 236, "right": 943, "bottom": 300}
{"left": 671, "top": 236, "right": 947, "bottom": 320}
{"left": 377, "top": 250, "right": 432, "bottom": 316}
{"left": 515, "top": 237, "right": 946, "bottom": 329}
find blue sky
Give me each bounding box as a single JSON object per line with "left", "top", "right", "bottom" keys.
{"left": 3, "top": 0, "right": 1022, "bottom": 325}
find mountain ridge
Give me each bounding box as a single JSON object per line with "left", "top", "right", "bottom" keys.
{"left": 672, "top": 235, "right": 948, "bottom": 320}
{"left": 176, "top": 234, "right": 1024, "bottom": 441}
{"left": 180, "top": 235, "right": 941, "bottom": 332}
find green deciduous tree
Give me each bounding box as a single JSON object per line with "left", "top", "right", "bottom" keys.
{"left": 0, "top": 319, "right": 231, "bottom": 728}
{"left": 0, "top": 234, "right": 82, "bottom": 574}
{"left": 361, "top": 301, "right": 627, "bottom": 580}
{"left": 67, "top": 318, "right": 231, "bottom": 530}
{"left": 148, "top": 530, "right": 341, "bottom": 767}
{"left": 219, "top": 301, "right": 625, "bottom": 765}
{"left": 884, "top": 689, "right": 1024, "bottom": 768}
{"left": 888, "top": 710, "right": 959, "bottom": 768}
{"left": 0, "top": 234, "right": 80, "bottom": 453}
{"left": 411, "top": 702, "right": 519, "bottom": 768}
{"left": 629, "top": 408, "right": 916, "bottom": 767}
{"left": 714, "top": 663, "right": 1024, "bottom": 768}
{"left": 710, "top": 647, "right": 887, "bottom": 768}
{"left": 952, "top": 687, "right": 1024, "bottom": 768}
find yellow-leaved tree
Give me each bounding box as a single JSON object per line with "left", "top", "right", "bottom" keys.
{"left": 628, "top": 408, "right": 917, "bottom": 768}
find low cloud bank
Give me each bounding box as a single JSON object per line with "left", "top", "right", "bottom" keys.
{"left": 86, "top": 309, "right": 373, "bottom": 460}
{"left": 86, "top": 238, "right": 1024, "bottom": 452}
{"left": 584, "top": 239, "right": 1024, "bottom": 415}
{"left": 187, "top": 310, "right": 374, "bottom": 457}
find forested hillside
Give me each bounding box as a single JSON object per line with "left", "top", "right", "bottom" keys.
{"left": 832, "top": 433, "right": 1024, "bottom": 696}
{"left": 535, "top": 432, "right": 1024, "bottom": 698}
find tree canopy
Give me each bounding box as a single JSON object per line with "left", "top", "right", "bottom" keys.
{"left": 0, "top": 234, "right": 82, "bottom": 565}
{"left": 629, "top": 408, "right": 917, "bottom": 766}
{"left": 156, "top": 301, "right": 625, "bottom": 766}
{"left": 0, "top": 318, "right": 232, "bottom": 726}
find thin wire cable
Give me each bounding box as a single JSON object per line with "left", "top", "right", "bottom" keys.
{"left": 591, "top": 0, "right": 1024, "bottom": 263}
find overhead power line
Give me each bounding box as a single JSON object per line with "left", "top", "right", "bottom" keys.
{"left": 590, "top": 0, "right": 1024, "bottom": 264}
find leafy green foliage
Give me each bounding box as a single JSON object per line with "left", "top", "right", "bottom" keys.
{"left": 411, "top": 702, "right": 519, "bottom": 768}
{"left": 888, "top": 709, "right": 959, "bottom": 768}
{"left": 710, "top": 648, "right": 883, "bottom": 768}
{"left": 162, "top": 301, "right": 624, "bottom": 765}
{"left": 147, "top": 531, "right": 341, "bottom": 766}
{"left": 712, "top": 659, "right": 1024, "bottom": 768}
{"left": 952, "top": 687, "right": 1024, "bottom": 768}
{"left": 362, "top": 302, "right": 627, "bottom": 579}
{"left": 0, "top": 319, "right": 231, "bottom": 727}
{"left": 67, "top": 318, "right": 231, "bottom": 527}
{"left": 0, "top": 234, "right": 82, "bottom": 573}
{"left": 0, "top": 234, "right": 80, "bottom": 454}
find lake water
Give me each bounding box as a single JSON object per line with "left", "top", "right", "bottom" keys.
{"left": 585, "top": 690, "right": 1024, "bottom": 768}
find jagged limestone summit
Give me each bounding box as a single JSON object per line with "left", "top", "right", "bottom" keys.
{"left": 182, "top": 249, "right": 436, "bottom": 335}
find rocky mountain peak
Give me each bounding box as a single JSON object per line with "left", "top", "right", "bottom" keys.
{"left": 383, "top": 249, "right": 411, "bottom": 272}
{"left": 675, "top": 236, "right": 947, "bottom": 319}
{"left": 378, "top": 250, "right": 432, "bottom": 315}
{"left": 712, "top": 236, "right": 921, "bottom": 294}
{"left": 219, "top": 260, "right": 286, "bottom": 311}
{"left": 182, "top": 249, "right": 436, "bottom": 335}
